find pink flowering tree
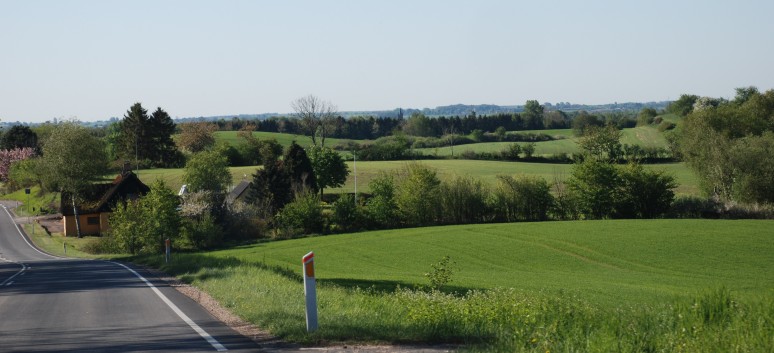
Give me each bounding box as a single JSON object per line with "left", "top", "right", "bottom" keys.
{"left": 0, "top": 147, "right": 37, "bottom": 182}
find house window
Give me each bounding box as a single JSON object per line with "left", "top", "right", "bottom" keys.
{"left": 87, "top": 217, "right": 100, "bottom": 225}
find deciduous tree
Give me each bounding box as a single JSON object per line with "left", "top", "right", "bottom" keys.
{"left": 38, "top": 122, "right": 109, "bottom": 237}
{"left": 291, "top": 94, "right": 338, "bottom": 147}
{"left": 307, "top": 145, "right": 349, "bottom": 198}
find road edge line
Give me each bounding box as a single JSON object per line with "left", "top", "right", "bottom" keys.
{"left": 108, "top": 261, "right": 228, "bottom": 352}
{"left": 1, "top": 205, "right": 62, "bottom": 260}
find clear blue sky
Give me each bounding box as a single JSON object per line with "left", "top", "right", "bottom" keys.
{"left": 1, "top": 0, "right": 772, "bottom": 122}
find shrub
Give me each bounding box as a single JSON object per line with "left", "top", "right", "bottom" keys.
{"left": 181, "top": 213, "right": 223, "bottom": 249}
{"left": 616, "top": 163, "right": 676, "bottom": 218}
{"left": 492, "top": 175, "right": 554, "bottom": 222}
{"left": 500, "top": 143, "right": 521, "bottom": 161}
{"left": 365, "top": 173, "right": 398, "bottom": 228}
{"left": 439, "top": 176, "right": 491, "bottom": 224}
{"left": 657, "top": 120, "right": 676, "bottom": 132}
{"left": 668, "top": 196, "right": 720, "bottom": 219}
{"left": 275, "top": 192, "right": 324, "bottom": 235}
{"left": 331, "top": 194, "right": 366, "bottom": 232}
{"left": 394, "top": 163, "right": 442, "bottom": 226}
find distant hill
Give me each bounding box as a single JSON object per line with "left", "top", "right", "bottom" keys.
{"left": 176, "top": 100, "right": 671, "bottom": 122}
{"left": 2, "top": 101, "right": 671, "bottom": 128}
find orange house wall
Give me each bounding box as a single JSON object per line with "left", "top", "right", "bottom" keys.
{"left": 63, "top": 213, "right": 111, "bottom": 237}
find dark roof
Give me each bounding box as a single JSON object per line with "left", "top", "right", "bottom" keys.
{"left": 61, "top": 171, "right": 150, "bottom": 215}
{"left": 226, "top": 180, "right": 251, "bottom": 204}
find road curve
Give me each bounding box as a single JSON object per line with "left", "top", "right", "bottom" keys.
{"left": 0, "top": 205, "right": 260, "bottom": 352}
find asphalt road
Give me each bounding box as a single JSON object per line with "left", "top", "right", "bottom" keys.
{"left": 0, "top": 205, "right": 261, "bottom": 352}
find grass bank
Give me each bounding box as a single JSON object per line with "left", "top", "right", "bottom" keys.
{"left": 131, "top": 220, "right": 773, "bottom": 351}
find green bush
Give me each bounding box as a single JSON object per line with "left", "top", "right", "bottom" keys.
{"left": 181, "top": 213, "right": 223, "bottom": 249}
{"left": 275, "top": 192, "right": 324, "bottom": 235}
{"left": 395, "top": 163, "right": 442, "bottom": 226}
{"left": 439, "top": 176, "right": 491, "bottom": 224}
{"left": 492, "top": 175, "right": 554, "bottom": 222}
{"left": 330, "top": 194, "right": 365, "bottom": 232}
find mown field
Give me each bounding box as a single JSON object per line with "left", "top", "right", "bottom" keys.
{"left": 214, "top": 131, "right": 364, "bottom": 148}
{"left": 133, "top": 219, "right": 774, "bottom": 350}
{"left": 416, "top": 125, "right": 669, "bottom": 158}
{"left": 129, "top": 159, "right": 699, "bottom": 197}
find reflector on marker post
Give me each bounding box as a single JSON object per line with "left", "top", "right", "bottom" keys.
{"left": 302, "top": 251, "right": 318, "bottom": 332}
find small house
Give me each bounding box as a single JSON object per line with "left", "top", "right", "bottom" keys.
{"left": 60, "top": 169, "right": 150, "bottom": 237}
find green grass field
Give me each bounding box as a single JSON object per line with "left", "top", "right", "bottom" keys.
{"left": 131, "top": 159, "right": 698, "bottom": 197}
{"left": 332, "top": 160, "right": 699, "bottom": 196}
{"left": 133, "top": 219, "right": 774, "bottom": 350}
{"left": 418, "top": 126, "right": 668, "bottom": 158}
{"left": 214, "top": 131, "right": 364, "bottom": 148}
{"left": 202, "top": 219, "right": 774, "bottom": 305}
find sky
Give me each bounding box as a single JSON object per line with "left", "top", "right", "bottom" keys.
{"left": 1, "top": 0, "right": 773, "bottom": 123}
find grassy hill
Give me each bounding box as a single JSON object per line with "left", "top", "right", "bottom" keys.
{"left": 202, "top": 219, "right": 773, "bottom": 305}
{"left": 135, "top": 219, "right": 774, "bottom": 349}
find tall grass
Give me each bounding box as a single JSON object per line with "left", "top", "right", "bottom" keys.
{"left": 135, "top": 254, "right": 773, "bottom": 351}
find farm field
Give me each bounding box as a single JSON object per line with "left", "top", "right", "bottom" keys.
{"left": 213, "top": 130, "right": 365, "bottom": 148}
{"left": 417, "top": 126, "right": 668, "bottom": 158}
{"left": 332, "top": 160, "right": 700, "bottom": 196}
{"left": 202, "top": 219, "right": 774, "bottom": 305}
{"left": 135, "top": 219, "right": 774, "bottom": 349}
{"left": 130, "top": 159, "right": 699, "bottom": 197}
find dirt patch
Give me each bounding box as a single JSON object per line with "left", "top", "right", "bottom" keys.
{"left": 37, "top": 214, "right": 64, "bottom": 235}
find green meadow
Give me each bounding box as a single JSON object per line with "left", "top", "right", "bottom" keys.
{"left": 134, "top": 219, "right": 774, "bottom": 350}
{"left": 129, "top": 159, "right": 699, "bottom": 197}
{"left": 417, "top": 126, "right": 669, "bottom": 158}
{"left": 214, "top": 130, "right": 363, "bottom": 148}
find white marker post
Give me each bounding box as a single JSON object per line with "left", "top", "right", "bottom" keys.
{"left": 302, "top": 251, "right": 318, "bottom": 332}
{"left": 165, "top": 238, "right": 171, "bottom": 263}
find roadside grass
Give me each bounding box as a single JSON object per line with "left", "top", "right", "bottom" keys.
{"left": 2, "top": 186, "right": 60, "bottom": 216}
{"left": 15, "top": 221, "right": 107, "bottom": 259}
{"left": 132, "top": 220, "right": 774, "bottom": 350}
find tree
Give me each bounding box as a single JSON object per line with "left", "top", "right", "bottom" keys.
{"left": 247, "top": 159, "right": 292, "bottom": 213}
{"left": 142, "top": 179, "right": 181, "bottom": 252}
{"left": 567, "top": 159, "right": 620, "bottom": 219}
{"left": 616, "top": 164, "right": 676, "bottom": 218}
{"left": 108, "top": 180, "right": 180, "bottom": 254}
{"left": 307, "top": 145, "right": 349, "bottom": 198}
{"left": 182, "top": 149, "right": 232, "bottom": 193}
{"left": 495, "top": 126, "right": 507, "bottom": 141}
{"left": 177, "top": 122, "right": 217, "bottom": 153}
{"left": 577, "top": 124, "right": 623, "bottom": 162}
{"left": 1, "top": 125, "right": 38, "bottom": 150}
{"left": 283, "top": 142, "right": 317, "bottom": 194}
{"left": 679, "top": 89, "right": 774, "bottom": 203}
{"left": 148, "top": 107, "right": 178, "bottom": 166}
{"left": 0, "top": 147, "right": 36, "bottom": 182}
{"left": 291, "top": 94, "right": 338, "bottom": 147}
{"left": 395, "top": 163, "right": 441, "bottom": 226}
{"left": 522, "top": 100, "right": 545, "bottom": 130}
{"left": 637, "top": 108, "right": 658, "bottom": 126}
{"left": 365, "top": 172, "right": 397, "bottom": 228}
{"left": 38, "top": 122, "right": 109, "bottom": 237}
{"left": 118, "top": 103, "right": 150, "bottom": 164}
{"left": 667, "top": 94, "right": 699, "bottom": 116}
{"left": 492, "top": 175, "right": 554, "bottom": 222}
{"left": 571, "top": 111, "right": 604, "bottom": 136}
{"left": 403, "top": 112, "right": 434, "bottom": 137}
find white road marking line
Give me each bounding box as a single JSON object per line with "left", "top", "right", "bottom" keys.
{"left": 109, "top": 261, "right": 228, "bottom": 351}
{"left": 0, "top": 263, "right": 27, "bottom": 287}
